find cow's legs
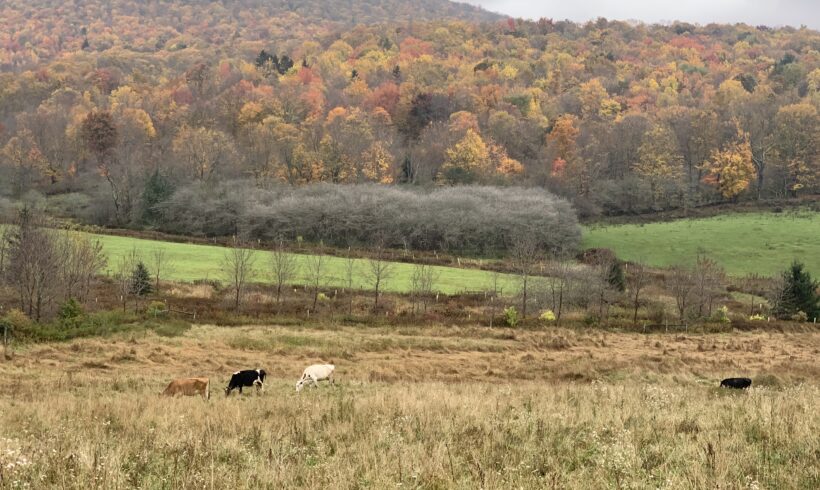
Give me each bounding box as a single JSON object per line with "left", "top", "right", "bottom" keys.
{"left": 311, "top": 375, "right": 319, "bottom": 388}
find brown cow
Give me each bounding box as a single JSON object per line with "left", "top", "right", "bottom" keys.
{"left": 162, "top": 377, "right": 210, "bottom": 399}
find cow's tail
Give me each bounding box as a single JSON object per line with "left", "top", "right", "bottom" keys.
{"left": 206, "top": 379, "right": 210, "bottom": 400}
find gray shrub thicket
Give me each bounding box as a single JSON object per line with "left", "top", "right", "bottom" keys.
{"left": 158, "top": 182, "right": 581, "bottom": 254}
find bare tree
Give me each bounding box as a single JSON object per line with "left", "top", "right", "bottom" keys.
{"left": 4, "top": 208, "right": 60, "bottom": 321}
{"left": 742, "top": 273, "right": 766, "bottom": 316}
{"left": 410, "top": 262, "right": 439, "bottom": 315}
{"left": 692, "top": 253, "right": 725, "bottom": 319}
{"left": 510, "top": 232, "right": 539, "bottom": 319}
{"left": 367, "top": 243, "right": 394, "bottom": 311}
{"left": 0, "top": 227, "right": 12, "bottom": 276}
{"left": 305, "top": 251, "right": 327, "bottom": 312}
{"left": 114, "top": 247, "right": 140, "bottom": 313}
{"left": 343, "top": 248, "right": 356, "bottom": 315}
{"left": 221, "top": 237, "right": 256, "bottom": 310}
{"left": 486, "top": 270, "right": 502, "bottom": 327}
{"left": 546, "top": 247, "right": 573, "bottom": 326}
{"left": 668, "top": 266, "right": 695, "bottom": 323}
{"left": 766, "top": 274, "right": 787, "bottom": 319}
{"left": 626, "top": 261, "right": 649, "bottom": 325}
{"left": 57, "top": 232, "right": 107, "bottom": 303}
{"left": 269, "top": 238, "right": 299, "bottom": 308}
{"left": 591, "top": 257, "right": 620, "bottom": 325}
{"left": 150, "top": 247, "right": 175, "bottom": 292}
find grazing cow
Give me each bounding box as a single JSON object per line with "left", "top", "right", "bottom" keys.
{"left": 296, "top": 364, "right": 335, "bottom": 392}
{"left": 720, "top": 377, "right": 752, "bottom": 389}
{"left": 225, "top": 369, "right": 266, "bottom": 396}
{"left": 162, "top": 377, "right": 210, "bottom": 399}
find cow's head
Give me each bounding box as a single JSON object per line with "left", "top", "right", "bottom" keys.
{"left": 295, "top": 379, "right": 306, "bottom": 392}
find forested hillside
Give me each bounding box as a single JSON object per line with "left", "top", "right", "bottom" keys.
{"left": 0, "top": 0, "right": 818, "bottom": 230}
{"left": 0, "top": 0, "right": 500, "bottom": 68}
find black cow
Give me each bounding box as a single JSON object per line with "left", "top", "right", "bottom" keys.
{"left": 225, "top": 369, "right": 266, "bottom": 396}
{"left": 720, "top": 377, "right": 752, "bottom": 389}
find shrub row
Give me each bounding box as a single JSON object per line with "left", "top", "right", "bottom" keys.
{"left": 157, "top": 182, "right": 581, "bottom": 254}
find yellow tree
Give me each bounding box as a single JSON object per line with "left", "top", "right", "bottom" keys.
{"left": 702, "top": 125, "right": 756, "bottom": 200}
{"left": 633, "top": 124, "right": 684, "bottom": 204}
{"left": 322, "top": 107, "right": 374, "bottom": 183}
{"left": 489, "top": 142, "right": 523, "bottom": 177}
{"left": 1, "top": 130, "right": 50, "bottom": 196}
{"left": 438, "top": 129, "right": 490, "bottom": 184}
{"left": 361, "top": 141, "right": 394, "bottom": 183}
{"left": 579, "top": 78, "right": 607, "bottom": 120}
{"left": 268, "top": 121, "right": 307, "bottom": 184}
{"left": 172, "top": 126, "right": 236, "bottom": 182}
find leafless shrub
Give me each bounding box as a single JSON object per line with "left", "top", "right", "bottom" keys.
{"left": 410, "top": 262, "right": 439, "bottom": 315}
{"left": 161, "top": 182, "right": 581, "bottom": 254}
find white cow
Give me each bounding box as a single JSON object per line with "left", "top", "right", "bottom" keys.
{"left": 295, "top": 364, "right": 335, "bottom": 391}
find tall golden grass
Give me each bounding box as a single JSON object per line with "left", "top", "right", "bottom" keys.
{"left": 0, "top": 325, "right": 818, "bottom": 488}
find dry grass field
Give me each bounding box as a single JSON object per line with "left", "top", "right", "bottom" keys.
{"left": 1, "top": 324, "right": 818, "bottom": 488}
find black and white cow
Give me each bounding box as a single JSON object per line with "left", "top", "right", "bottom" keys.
{"left": 720, "top": 377, "right": 752, "bottom": 389}
{"left": 225, "top": 369, "right": 266, "bottom": 396}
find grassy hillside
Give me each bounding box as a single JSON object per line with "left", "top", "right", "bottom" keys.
{"left": 95, "top": 233, "right": 517, "bottom": 295}
{"left": 0, "top": 325, "right": 817, "bottom": 488}
{"left": 583, "top": 211, "right": 820, "bottom": 276}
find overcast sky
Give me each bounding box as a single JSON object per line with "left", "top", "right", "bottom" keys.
{"left": 463, "top": 0, "right": 819, "bottom": 29}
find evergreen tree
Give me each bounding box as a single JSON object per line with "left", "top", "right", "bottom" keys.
{"left": 140, "top": 171, "right": 174, "bottom": 226}
{"left": 277, "top": 55, "right": 294, "bottom": 74}
{"left": 254, "top": 49, "right": 275, "bottom": 68}
{"left": 130, "top": 261, "right": 152, "bottom": 296}
{"left": 773, "top": 261, "right": 819, "bottom": 320}
{"left": 608, "top": 261, "right": 626, "bottom": 292}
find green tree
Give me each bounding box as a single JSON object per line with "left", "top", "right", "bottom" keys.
{"left": 130, "top": 261, "right": 153, "bottom": 296}
{"left": 140, "top": 171, "right": 174, "bottom": 226}
{"left": 773, "top": 261, "right": 819, "bottom": 321}
{"left": 58, "top": 298, "right": 84, "bottom": 328}
{"left": 608, "top": 261, "right": 626, "bottom": 292}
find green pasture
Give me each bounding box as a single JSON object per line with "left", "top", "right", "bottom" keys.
{"left": 583, "top": 211, "right": 820, "bottom": 277}
{"left": 94, "top": 234, "right": 518, "bottom": 295}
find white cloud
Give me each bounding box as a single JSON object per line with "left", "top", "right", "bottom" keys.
{"left": 463, "top": 0, "right": 819, "bottom": 29}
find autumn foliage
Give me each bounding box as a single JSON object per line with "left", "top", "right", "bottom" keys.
{"left": 0, "top": 1, "right": 818, "bottom": 227}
